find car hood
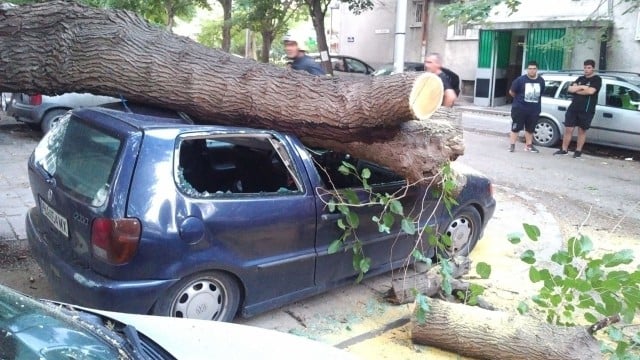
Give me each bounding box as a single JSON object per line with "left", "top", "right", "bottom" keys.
{"left": 90, "top": 308, "right": 358, "bottom": 359}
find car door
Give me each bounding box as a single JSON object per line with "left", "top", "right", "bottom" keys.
{"left": 592, "top": 81, "right": 640, "bottom": 150}
{"left": 174, "top": 132, "right": 319, "bottom": 306}
{"left": 310, "top": 151, "right": 437, "bottom": 285}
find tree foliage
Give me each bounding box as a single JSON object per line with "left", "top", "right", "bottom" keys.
{"left": 234, "top": 0, "right": 307, "bottom": 63}
{"left": 439, "top": 0, "right": 639, "bottom": 24}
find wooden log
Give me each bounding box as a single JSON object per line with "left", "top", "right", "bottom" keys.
{"left": 411, "top": 297, "right": 603, "bottom": 360}
{"left": 385, "top": 256, "right": 471, "bottom": 305}
{"left": 0, "top": 1, "right": 457, "bottom": 180}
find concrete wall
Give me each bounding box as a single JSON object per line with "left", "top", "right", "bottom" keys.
{"left": 337, "top": 0, "right": 639, "bottom": 77}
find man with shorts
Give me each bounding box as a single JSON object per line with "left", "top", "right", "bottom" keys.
{"left": 508, "top": 60, "right": 545, "bottom": 152}
{"left": 554, "top": 59, "right": 602, "bottom": 158}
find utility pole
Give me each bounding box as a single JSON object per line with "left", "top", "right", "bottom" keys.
{"left": 393, "top": 0, "right": 408, "bottom": 74}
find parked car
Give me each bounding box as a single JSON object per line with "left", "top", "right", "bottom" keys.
{"left": 535, "top": 71, "right": 640, "bottom": 151}
{"left": 309, "top": 53, "right": 376, "bottom": 77}
{"left": 0, "top": 283, "right": 354, "bottom": 359}
{"left": 372, "top": 62, "right": 424, "bottom": 76}
{"left": 26, "top": 107, "right": 495, "bottom": 323}
{"left": 6, "top": 92, "right": 119, "bottom": 133}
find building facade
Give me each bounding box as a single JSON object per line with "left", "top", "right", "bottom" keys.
{"left": 335, "top": 0, "right": 640, "bottom": 106}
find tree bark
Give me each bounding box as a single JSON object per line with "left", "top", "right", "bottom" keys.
{"left": 0, "top": 0, "right": 457, "bottom": 181}
{"left": 385, "top": 256, "right": 471, "bottom": 305}
{"left": 411, "top": 298, "right": 603, "bottom": 360}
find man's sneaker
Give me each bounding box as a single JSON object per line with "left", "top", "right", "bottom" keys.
{"left": 508, "top": 144, "right": 515, "bottom": 152}
{"left": 554, "top": 149, "right": 569, "bottom": 155}
{"left": 525, "top": 145, "right": 539, "bottom": 153}
{"left": 573, "top": 150, "right": 582, "bottom": 158}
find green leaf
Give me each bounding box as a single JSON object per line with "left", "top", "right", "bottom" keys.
{"left": 563, "top": 264, "right": 579, "bottom": 279}
{"left": 359, "top": 257, "right": 371, "bottom": 273}
{"left": 583, "top": 312, "right": 599, "bottom": 324}
{"left": 602, "top": 292, "right": 622, "bottom": 315}
{"left": 337, "top": 218, "right": 346, "bottom": 230}
{"left": 529, "top": 266, "right": 542, "bottom": 282}
{"left": 389, "top": 199, "right": 404, "bottom": 216}
{"left": 401, "top": 218, "right": 416, "bottom": 235}
{"left": 361, "top": 167, "right": 371, "bottom": 179}
{"left": 523, "top": 223, "right": 540, "bottom": 241}
{"left": 602, "top": 249, "right": 634, "bottom": 267}
{"left": 507, "top": 232, "right": 522, "bottom": 244}
{"left": 550, "top": 294, "right": 562, "bottom": 306}
{"left": 327, "top": 200, "right": 336, "bottom": 213}
{"left": 343, "top": 189, "right": 360, "bottom": 205}
{"left": 608, "top": 327, "right": 624, "bottom": 342}
{"left": 382, "top": 212, "right": 395, "bottom": 229}
{"left": 328, "top": 239, "right": 342, "bottom": 254}
{"left": 338, "top": 164, "right": 351, "bottom": 176}
{"left": 578, "top": 294, "right": 596, "bottom": 309}
{"left": 346, "top": 211, "right": 360, "bottom": 229}
{"left": 551, "top": 251, "right": 572, "bottom": 265}
{"left": 517, "top": 301, "right": 529, "bottom": 315}
{"left": 476, "top": 262, "right": 492, "bottom": 279}
{"left": 520, "top": 250, "right": 536, "bottom": 264}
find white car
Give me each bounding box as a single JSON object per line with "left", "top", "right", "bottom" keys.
{"left": 535, "top": 71, "right": 640, "bottom": 151}
{"left": 0, "top": 284, "right": 355, "bottom": 359}
{"left": 6, "top": 92, "right": 119, "bottom": 133}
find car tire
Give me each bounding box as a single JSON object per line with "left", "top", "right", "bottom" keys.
{"left": 41, "top": 109, "right": 70, "bottom": 133}
{"left": 533, "top": 117, "right": 560, "bottom": 147}
{"left": 153, "top": 271, "right": 241, "bottom": 322}
{"left": 438, "top": 206, "right": 482, "bottom": 258}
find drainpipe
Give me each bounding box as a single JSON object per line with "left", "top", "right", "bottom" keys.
{"left": 393, "top": 0, "right": 408, "bottom": 74}
{"left": 421, "top": 0, "right": 429, "bottom": 61}
{"left": 599, "top": 0, "right": 613, "bottom": 70}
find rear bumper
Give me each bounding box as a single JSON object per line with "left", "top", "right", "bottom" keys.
{"left": 25, "top": 207, "right": 175, "bottom": 314}
{"left": 7, "top": 101, "right": 38, "bottom": 123}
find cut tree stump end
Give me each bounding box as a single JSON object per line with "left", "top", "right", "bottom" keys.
{"left": 409, "top": 72, "right": 444, "bottom": 120}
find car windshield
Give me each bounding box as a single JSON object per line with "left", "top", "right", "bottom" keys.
{"left": 0, "top": 284, "right": 126, "bottom": 359}
{"left": 33, "top": 113, "right": 121, "bottom": 207}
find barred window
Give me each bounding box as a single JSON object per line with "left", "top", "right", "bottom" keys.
{"left": 412, "top": 1, "right": 423, "bottom": 26}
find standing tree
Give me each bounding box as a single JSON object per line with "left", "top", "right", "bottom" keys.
{"left": 234, "top": 0, "right": 307, "bottom": 63}
{"left": 302, "top": 0, "right": 374, "bottom": 75}
{"left": 217, "top": 0, "right": 232, "bottom": 52}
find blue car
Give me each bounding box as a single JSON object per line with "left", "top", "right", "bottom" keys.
{"left": 26, "top": 107, "right": 495, "bottom": 322}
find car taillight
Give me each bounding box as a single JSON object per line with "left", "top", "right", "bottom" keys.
{"left": 91, "top": 218, "right": 141, "bottom": 265}
{"left": 29, "top": 94, "right": 42, "bottom": 106}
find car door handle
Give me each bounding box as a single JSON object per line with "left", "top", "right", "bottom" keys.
{"left": 557, "top": 106, "right": 567, "bottom": 111}
{"left": 603, "top": 113, "right": 613, "bottom": 118}
{"left": 321, "top": 213, "right": 344, "bottom": 221}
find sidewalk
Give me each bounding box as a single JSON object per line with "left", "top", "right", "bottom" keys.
{"left": 0, "top": 114, "right": 38, "bottom": 244}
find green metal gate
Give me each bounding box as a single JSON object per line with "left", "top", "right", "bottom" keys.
{"left": 475, "top": 30, "right": 511, "bottom": 106}
{"left": 526, "top": 29, "right": 566, "bottom": 70}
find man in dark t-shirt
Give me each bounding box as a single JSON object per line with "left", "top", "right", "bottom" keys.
{"left": 508, "top": 60, "right": 545, "bottom": 153}
{"left": 554, "top": 59, "right": 602, "bottom": 158}
{"left": 424, "top": 53, "right": 457, "bottom": 107}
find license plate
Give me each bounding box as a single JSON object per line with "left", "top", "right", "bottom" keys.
{"left": 40, "top": 197, "right": 69, "bottom": 238}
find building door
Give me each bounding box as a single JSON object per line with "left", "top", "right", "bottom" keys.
{"left": 474, "top": 30, "right": 512, "bottom": 107}
{"left": 525, "top": 29, "right": 566, "bottom": 70}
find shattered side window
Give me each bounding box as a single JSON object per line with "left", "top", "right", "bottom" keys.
{"left": 176, "top": 134, "right": 302, "bottom": 197}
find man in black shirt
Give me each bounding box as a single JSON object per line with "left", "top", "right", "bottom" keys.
{"left": 424, "top": 53, "right": 457, "bottom": 107}
{"left": 554, "top": 59, "right": 602, "bottom": 158}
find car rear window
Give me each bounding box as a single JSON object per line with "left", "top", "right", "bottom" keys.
{"left": 33, "top": 114, "right": 121, "bottom": 206}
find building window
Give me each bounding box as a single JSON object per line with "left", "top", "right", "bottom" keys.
{"left": 446, "top": 20, "right": 479, "bottom": 40}
{"left": 411, "top": 1, "right": 423, "bottom": 28}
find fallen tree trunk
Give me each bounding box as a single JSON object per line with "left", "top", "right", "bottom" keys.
{"left": 411, "top": 297, "right": 603, "bottom": 360}
{"left": 0, "top": 1, "right": 459, "bottom": 181}
{"left": 0, "top": 1, "right": 463, "bottom": 181}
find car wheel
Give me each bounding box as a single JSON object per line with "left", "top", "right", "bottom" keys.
{"left": 41, "top": 109, "right": 70, "bottom": 133}
{"left": 154, "top": 271, "right": 241, "bottom": 322}
{"left": 439, "top": 206, "right": 482, "bottom": 258}
{"left": 533, "top": 117, "right": 560, "bottom": 147}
